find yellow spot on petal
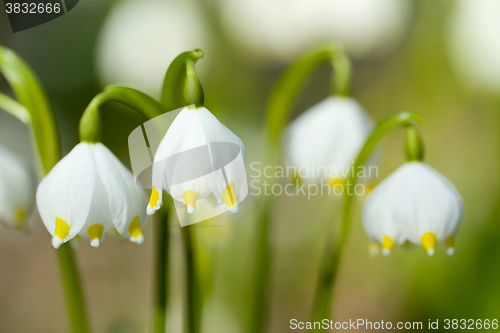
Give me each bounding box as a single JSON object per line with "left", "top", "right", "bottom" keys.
{"left": 182, "top": 190, "right": 200, "bottom": 209}
{"left": 15, "top": 208, "right": 27, "bottom": 229}
{"left": 382, "top": 235, "right": 395, "bottom": 251}
{"left": 128, "top": 216, "right": 142, "bottom": 238}
{"left": 365, "top": 183, "right": 376, "bottom": 193}
{"left": 421, "top": 232, "right": 437, "bottom": 252}
{"left": 114, "top": 228, "right": 120, "bottom": 236}
{"left": 221, "top": 182, "right": 236, "bottom": 208}
{"left": 87, "top": 224, "right": 104, "bottom": 241}
{"left": 149, "top": 186, "right": 160, "bottom": 208}
{"left": 74, "top": 235, "right": 82, "bottom": 240}
{"left": 293, "top": 173, "right": 302, "bottom": 185}
{"left": 55, "top": 217, "right": 70, "bottom": 240}
{"left": 368, "top": 242, "right": 380, "bottom": 257}
{"left": 445, "top": 235, "right": 454, "bottom": 248}
{"left": 329, "top": 178, "right": 346, "bottom": 187}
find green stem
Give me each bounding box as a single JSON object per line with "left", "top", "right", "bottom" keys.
{"left": 310, "top": 112, "right": 422, "bottom": 330}
{"left": 79, "top": 86, "right": 166, "bottom": 142}
{"left": 153, "top": 204, "right": 171, "bottom": 333}
{"left": 182, "top": 225, "right": 201, "bottom": 333}
{"left": 57, "top": 243, "right": 90, "bottom": 333}
{"left": 251, "top": 43, "right": 351, "bottom": 333}
{"left": 0, "top": 45, "right": 89, "bottom": 333}
{"left": 161, "top": 49, "right": 206, "bottom": 333}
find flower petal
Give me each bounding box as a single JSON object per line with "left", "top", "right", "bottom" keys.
{"left": 36, "top": 143, "right": 96, "bottom": 248}
{"left": 92, "top": 143, "right": 148, "bottom": 243}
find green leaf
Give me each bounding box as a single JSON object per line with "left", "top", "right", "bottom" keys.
{"left": 0, "top": 45, "right": 61, "bottom": 174}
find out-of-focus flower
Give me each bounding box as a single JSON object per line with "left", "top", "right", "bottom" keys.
{"left": 96, "top": 0, "right": 211, "bottom": 98}
{"left": 147, "top": 106, "right": 246, "bottom": 216}
{"left": 220, "top": 0, "right": 411, "bottom": 63}
{"left": 0, "top": 145, "right": 36, "bottom": 229}
{"left": 284, "top": 96, "right": 375, "bottom": 184}
{"left": 37, "top": 142, "right": 147, "bottom": 249}
{"left": 447, "top": 0, "right": 500, "bottom": 92}
{"left": 363, "top": 162, "right": 463, "bottom": 256}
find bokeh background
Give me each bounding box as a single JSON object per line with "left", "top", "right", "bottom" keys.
{"left": 1, "top": 0, "right": 499, "bottom": 332}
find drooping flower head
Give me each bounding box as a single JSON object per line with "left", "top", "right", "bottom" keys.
{"left": 37, "top": 142, "right": 147, "bottom": 248}
{"left": 362, "top": 127, "right": 464, "bottom": 256}
{"left": 147, "top": 105, "right": 247, "bottom": 221}
{"left": 284, "top": 96, "right": 375, "bottom": 184}
{"left": 0, "top": 145, "right": 36, "bottom": 229}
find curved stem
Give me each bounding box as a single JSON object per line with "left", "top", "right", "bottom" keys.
{"left": 79, "top": 86, "right": 167, "bottom": 142}
{"left": 310, "top": 112, "right": 422, "bottom": 330}
{"left": 251, "top": 43, "right": 351, "bottom": 333}
{"left": 0, "top": 45, "right": 89, "bottom": 333}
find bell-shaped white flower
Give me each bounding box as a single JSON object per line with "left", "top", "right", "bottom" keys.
{"left": 147, "top": 106, "right": 247, "bottom": 217}
{"left": 284, "top": 96, "right": 375, "bottom": 184}
{"left": 36, "top": 142, "right": 148, "bottom": 249}
{"left": 363, "top": 162, "right": 463, "bottom": 256}
{"left": 0, "top": 145, "right": 36, "bottom": 229}
{"left": 447, "top": 0, "right": 500, "bottom": 92}
{"left": 220, "top": 0, "right": 411, "bottom": 62}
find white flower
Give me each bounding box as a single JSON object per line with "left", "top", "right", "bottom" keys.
{"left": 220, "top": 0, "right": 411, "bottom": 63}
{"left": 96, "top": 0, "right": 211, "bottom": 98}
{"left": 36, "top": 142, "right": 148, "bottom": 249}
{"left": 0, "top": 145, "right": 36, "bottom": 229}
{"left": 147, "top": 106, "right": 247, "bottom": 217}
{"left": 284, "top": 96, "right": 375, "bottom": 184}
{"left": 447, "top": 0, "right": 500, "bottom": 92}
{"left": 363, "top": 162, "right": 464, "bottom": 256}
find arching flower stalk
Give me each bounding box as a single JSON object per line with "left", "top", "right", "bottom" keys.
{"left": 0, "top": 144, "right": 36, "bottom": 230}
{"left": 254, "top": 43, "right": 353, "bottom": 333}
{"left": 148, "top": 49, "right": 247, "bottom": 333}
{"left": 310, "top": 112, "right": 422, "bottom": 331}
{"left": 363, "top": 127, "right": 463, "bottom": 256}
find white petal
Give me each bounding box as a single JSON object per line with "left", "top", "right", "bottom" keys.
{"left": 0, "top": 145, "right": 36, "bottom": 228}
{"left": 92, "top": 143, "right": 148, "bottom": 241}
{"left": 36, "top": 143, "right": 96, "bottom": 248}
{"left": 77, "top": 173, "right": 113, "bottom": 247}
{"left": 284, "top": 96, "right": 374, "bottom": 183}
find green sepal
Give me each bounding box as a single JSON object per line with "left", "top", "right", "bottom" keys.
{"left": 161, "top": 49, "right": 205, "bottom": 110}
{"left": 405, "top": 126, "right": 425, "bottom": 162}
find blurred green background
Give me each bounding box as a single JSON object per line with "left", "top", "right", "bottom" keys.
{"left": 1, "top": 0, "right": 499, "bottom": 332}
